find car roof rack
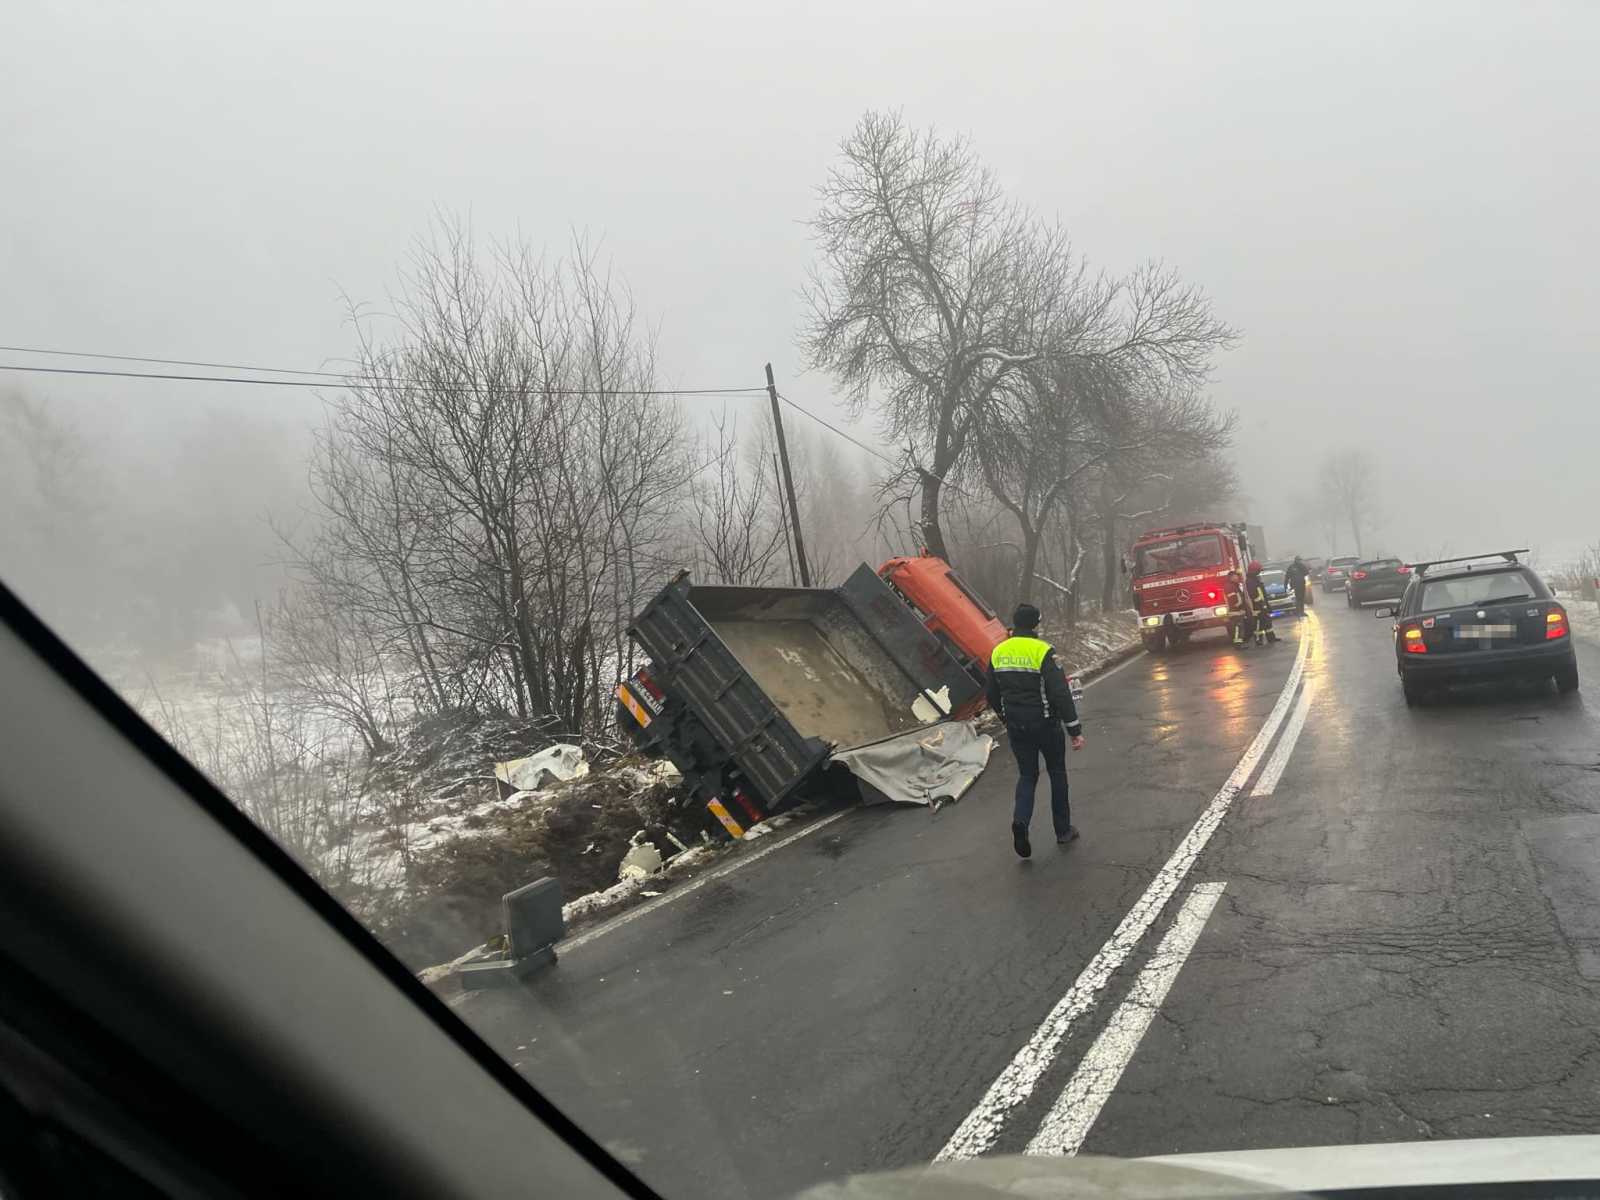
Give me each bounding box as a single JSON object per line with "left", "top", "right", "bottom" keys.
{"left": 1405, "top": 549, "right": 1529, "bottom": 576}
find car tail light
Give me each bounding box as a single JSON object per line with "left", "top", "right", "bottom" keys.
{"left": 1548, "top": 606, "right": 1569, "bottom": 640}
{"left": 1351, "top": 570, "right": 1368, "bottom": 580}
{"left": 1402, "top": 624, "right": 1427, "bottom": 653}
{"left": 1397, "top": 565, "right": 1412, "bottom": 574}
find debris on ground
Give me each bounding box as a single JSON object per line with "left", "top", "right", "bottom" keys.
{"left": 494, "top": 744, "right": 588, "bottom": 795}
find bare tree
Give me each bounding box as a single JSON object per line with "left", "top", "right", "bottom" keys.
{"left": 1318, "top": 448, "right": 1381, "bottom": 558}
{"left": 803, "top": 111, "right": 1070, "bottom": 559}
{"left": 300, "top": 218, "right": 685, "bottom": 737}
{"left": 689, "top": 407, "right": 787, "bottom": 585}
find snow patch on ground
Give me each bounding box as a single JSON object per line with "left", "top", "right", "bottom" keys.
{"left": 560, "top": 844, "right": 716, "bottom": 925}
{"left": 1043, "top": 611, "right": 1142, "bottom": 678}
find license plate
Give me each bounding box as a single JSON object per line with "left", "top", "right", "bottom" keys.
{"left": 1454, "top": 624, "right": 1514, "bottom": 638}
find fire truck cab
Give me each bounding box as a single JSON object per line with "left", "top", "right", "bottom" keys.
{"left": 1128, "top": 522, "right": 1254, "bottom": 652}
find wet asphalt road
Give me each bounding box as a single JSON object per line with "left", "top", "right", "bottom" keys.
{"left": 456, "top": 597, "right": 1600, "bottom": 1199}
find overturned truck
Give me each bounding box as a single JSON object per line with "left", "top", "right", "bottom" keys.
{"left": 616, "top": 559, "right": 1004, "bottom": 837}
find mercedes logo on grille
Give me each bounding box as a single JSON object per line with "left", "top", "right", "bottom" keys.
{"left": 1175, "top": 588, "right": 1191, "bottom": 604}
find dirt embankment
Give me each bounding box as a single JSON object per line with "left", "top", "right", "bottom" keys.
{"left": 334, "top": 710, "right": 713, "bottom": 968}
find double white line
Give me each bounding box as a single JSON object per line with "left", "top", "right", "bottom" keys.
{"left": 936, "top": 614, "right": 1319, "bottom": 1161}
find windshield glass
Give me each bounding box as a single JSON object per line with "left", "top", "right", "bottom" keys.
{"left": 6, "top": 6, "right": 1600, "bottom": 1197}
{"left": 1136, "top": 534, "right": 1225, "bottom": 576}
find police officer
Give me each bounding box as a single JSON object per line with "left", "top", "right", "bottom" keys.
{"left": 1285, "top": 555, "right": 1311, "bottom": 615}
{"left": 985, "top": 603, "right": 1085, "bottom": 859}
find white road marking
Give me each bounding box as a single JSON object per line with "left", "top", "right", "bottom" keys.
{"left": 1025, "top": 882, "right": 1226, "bottom": 1156}
{"left": 558, "top": 808, "right": 851, "bottom": 954}
{"left": 1250, "top": 678, "right": 1315, "bottom": 797}
{"left": 934, "top": 617, "right": 1315, "bottom": 1162}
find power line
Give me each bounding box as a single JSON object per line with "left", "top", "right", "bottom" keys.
{"left": 0, "top": 342, "right": 957, "bottom": 488}
{"left": 0, "top": 360, "right": 768, "bottom": 398}
{"left": 775, "top": 391, "right": 899, "bottom": 469}
{"left": 0, "top": 343, "right": 361, "bottom": 379}
{"left": 775, "top": 390, "right": 975, "bottom": 497}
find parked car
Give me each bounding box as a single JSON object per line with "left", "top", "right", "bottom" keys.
{"left": 1321, "top": 555, "right": 1362, "bottom": 592}
{"left": 1346, "top": 557, "right": 1410, "bottom": 607}
{"left": 1376, "top": 550, "right": 1578, "bottom": 706}
{"left": 1259, "top": 567, "right": 1298, "bottom": 617}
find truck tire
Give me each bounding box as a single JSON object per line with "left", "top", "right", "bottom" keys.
{"left": 1556, "top": 662, "right": 1581, "bottom": 694}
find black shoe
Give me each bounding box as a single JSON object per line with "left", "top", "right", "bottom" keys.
{"left": 1012, "top": 824, "right": 1032, "bottom": 859}
{"left": 1056, "top": 826, "right": 1080, "bottom": 845}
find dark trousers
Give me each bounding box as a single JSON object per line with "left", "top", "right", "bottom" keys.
{"left": 1008, "top": 720, "right": 1070, "bottom": 836}
{"left": 1293, "top": 583, "right": 1307, "bottom": 613}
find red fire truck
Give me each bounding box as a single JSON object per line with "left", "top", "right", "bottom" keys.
{"left": 1127, "top": 522, "right": 1257, "bottom": 652}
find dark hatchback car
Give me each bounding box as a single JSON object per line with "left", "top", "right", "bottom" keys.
{"left": 1346, "top": 557, "right": 1410, "bottom": 607}
{"left": 1376, "top": 552, "right": 1579, "bottom": 706}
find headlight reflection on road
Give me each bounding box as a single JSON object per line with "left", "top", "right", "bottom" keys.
{"left": 1298, "top": 610, "right": 1346, "bottom": 755}
{"left": 1207, "top": 657, "right": 1253, "bottom": 736}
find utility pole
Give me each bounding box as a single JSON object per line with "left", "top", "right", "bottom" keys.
{"left": 773, "top": 452, "right": 798, "bottom": 586}
{"left": 765, "top": 363, "right": 811, "bottom": 587}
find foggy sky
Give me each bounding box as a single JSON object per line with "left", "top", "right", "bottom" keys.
{"left": 5, "top": 0, "right": 1600, "bottom": 568}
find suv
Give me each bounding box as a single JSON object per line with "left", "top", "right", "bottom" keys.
{"left": 1321, "top": 555, "right": 1361, "bottom": 593}
{"left": 1375, "top": 551, "right": 1579, "bottom": 706}
{"left": 1346, "top": 557, "right": 1409, "bottom": 607}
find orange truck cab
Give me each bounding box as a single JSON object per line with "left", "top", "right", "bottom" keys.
{"left": 877, "top": 556, "right": 1008, "bottom": 717}
{"left": 1128, "top": 522, "right": 1255, "bottom": 652}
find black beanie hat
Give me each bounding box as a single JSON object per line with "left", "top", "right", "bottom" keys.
{"left": 1012, "top": 602, "right": 1041, "bottom": 631}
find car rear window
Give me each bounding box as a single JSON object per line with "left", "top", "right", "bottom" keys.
{"left": 1419, "top": 569, "right": 1547, "bottom": 611}
{"left": 1330, "top": 557, "right": 1360, "bottom": 568}
{"left": 1359, "top": 559, "right": 1401, "bottom": 570}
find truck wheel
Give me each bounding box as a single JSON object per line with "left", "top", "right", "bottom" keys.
{"left": 1556, "top": 663, "right": 1581, "bottom": 694}
{"left": 1402, "top": 677, "right": 1427, "bottom": 707}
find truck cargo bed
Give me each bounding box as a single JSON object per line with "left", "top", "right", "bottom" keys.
{"left": 702, "top": 617, "right": 920, "bottom": 751}
{"left": 628, "top": 565, "right": 984, "bottom": 814}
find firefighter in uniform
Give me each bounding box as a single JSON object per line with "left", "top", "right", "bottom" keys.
{"left": 985, "top": 603, "right": 1085, "bottom": 859}
{"left": 1246, "top": 560, "right": 1279, "bottom": 646}
{"left": 1225, "top": 568, "right": 1251, "bottom": 647}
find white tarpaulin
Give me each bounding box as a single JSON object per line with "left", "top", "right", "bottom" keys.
{"left": 494, "top": 744, "right": 588, "bottom": 797}
{"left": 830, "top": 720, "right": 996, "bottom": 808}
